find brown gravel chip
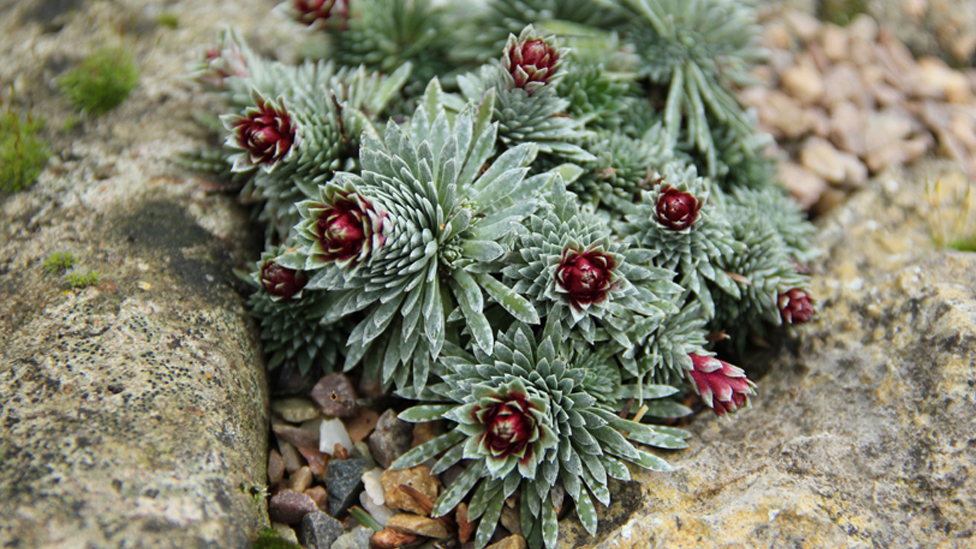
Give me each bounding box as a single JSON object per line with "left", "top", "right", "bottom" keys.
{"left": 380, "top": 466, "right": 442, "bottom": 516}
{"left": 486, "top": 534, "right": 528, "bottom": 549}
{"left": 268, "top": 449, "right": 285, "bottom": 487}
{"left": 269, "top": 489, "right": 319, "bottom": 525}
{"left": 297, "top": 446, "right": 331, "bottom": 477}
{"left": 372, "top": 528, "right": 418, "bottom": 549}
{"left": 304, "top": 486, "right": 329, "bottom": 512}
{"left": 386, "top": 514, "right": 450, "bottom": 539}
{"left": 285, "top": 466, "right": 313, "bottom": 493}
{"left": 368, "top": 409, "right": 414, "bottom": 469}
{"left": 310, "top": 373, "right": 359, "bottom": 417}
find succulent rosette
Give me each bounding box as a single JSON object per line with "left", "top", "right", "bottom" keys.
{"left": 393, "top": 324, "right": 688, "bottom": 549}
{"left": 280, "top": 80, "right": 548, "bottom": 391}
{"left": 245, "top": 247, "right": 346, "bottom": 374}
{"left": 618, "top": 161, "right": 743, "bottom": 319}
{"left": 222, "top": 95, "right": 299, "bottom": 173}
{"left": 619, "top": 300, "right": 710, "bottom": 391}
{"left": 458, "top": 26, "right": 593, "bottom": 163}
{"left": 710, "top": 188, "right": 811, "bottom": 349}
{"left": 779, "top": 288, "right": 814, "bottom": 324}
{"left": 505, "top": 178, "right": 681, "bottom": 347}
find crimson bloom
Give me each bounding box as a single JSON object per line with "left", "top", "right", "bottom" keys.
{"left": 315, "top": 193, "right": 386, "bottom": 265}
{"left": 556, "top": 249, "right": 616, "bottom": 309}
{"left": 260, "top": 261, "right": 308, "bottom": 300}
{"left": 230, "top": 99, "right": 296, "bottom": 171}
{"left": 688, "top": 353, "right": 756, "bottom": 416}
{"left": 504, "top": 35, "right": 560, "bottom": 94}
{"left": 778, "top": 289, "right": 814, "bottom": 324}
{"left": 655, "top": 186, "right": 701, "bottom": 231}
{"left": 290, "top": 0, "right": 348, "bottom": 28}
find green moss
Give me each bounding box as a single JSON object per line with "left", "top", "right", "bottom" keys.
{"left": 61, "top": 115, "right": 82, "bottom": 132}
{"left": 156, "top": 12, "right": 179, "bottom": 29}
{"left": 65, "top": 270, "right": 101, "bottom": 288}
{"left": 43, "top": 252, "right": 76, "bottom": 274}
{"left": 58, "top": 47, "right": 139, "bottom": 115}
{"left": 819, "top": 0, "right": 867, "bottom": 26}
{"left": 1, "top": 110, "right": 50, "bottom": 193}
{"left": 948, "top": 237, "right": 976, "bottom": 253}
{"left": 252, "top": 528, "right": 300, "bottom": 549}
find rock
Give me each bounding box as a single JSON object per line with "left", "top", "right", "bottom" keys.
{"left": 269, "top": 490, "right": 319, "bottom": 525}
{"left": 380, "top": 465, "right": 442, "bottom": 516}
{"left": 821, "top": 64, "right": 869, "bottom": 108}
{"left": 326, "top": 458, "right": 369, "bottom": 516}
{"left": 916, "top": 56, "right": 974, "bottom": 103}
{"left": 555, "top": 160, "right": 976, "bottom": 548}
{"left": 487, "top": 535, "right": 528, "bottom": 549}
{"left": 820, "top": 23, "right": 849, "bottom": 63}
{"left": 269, "top": 449, "right": 286, "bottom": 486}
{"left": 386, "top": 514, "right": 450, "bottom": 539}
{"left": 304, "top": 486, "right": 329, "bottom": 511}
{"left": 371, "top": 528, "right": 417, "bottom": 549}
{"left": 783, "top": 10, "right": 822, "bottom": 42}
{"left": 320, "top": 417, "right": 354, "bottom": 456}
{"left": 285, "top": 466, "right": 314, "bottom": 493}
{"left": 297, "top": 445, "right": 331, "bottom": 476}
{"left": 273, "top": 421, "right": 321, "bottom": 449}
{"left": 0, "top": 3, "right": 282, "bottom": 547}
{"left": 411, "top": 421, "right": 445, "bottom": 447}
{"left": 781, "top": 57, "right": 825, "bottom": 105}
{"left": 848, "top": 13, "right": 879, "bottom": 43}
{"left": 332, "top": 525, "right": 374, "bottom": 549}
{"left": 798, "top": 136, "right": 867, "bottom": 186}
{"left": 278, "top": 439, "right": 304, "bottom": 473}
{"left": 362, "top": 467, "right": 386, "bottom": 505}
{"left": 500, "top": 505, "right": 522, "bottom": 536}
{"left": 298, "top": 511, "right": 345, "bottom": 549}
{"left": 828, "top": 102, "right": 866, "bottom": 156}
{"left": 345, "top": 408, "right": 380, "bottom": 443}
{"left": 271, "top": 522, "right": 300, "bottom": 544}
{"left": 368, "top": 409, "right": 414, "bottom": 468}
{"left": 272, "top": 397, "right": 322, "bottom": 423}
{"left": 360, "top": 490, "right": 397, "bottom": 527}
{"left": 310, "top": 373, "right": 359, "bottom": 417}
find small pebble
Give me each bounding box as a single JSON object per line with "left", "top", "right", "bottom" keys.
{"left": 360, "top": 490, "right": 396, "bottom": 527}
{"left": 345, "top": 408, "right": 379, "bottom": 443}
{"left": 332, "top": 525, "right": 374, "bottom": 549}
{"left": 277, "top": 439, "right": 303, "bottom": 474}
{"left": 486, "top": 534, "right": 528, "bottom": 549}
{"left": 327, "top": 458, "right": 369, "bottom": 517}
{"left": 297, "top": 446, "right": 331, "bottom": 477}
{"left": 286, "top": 466, "right": 313, "bottom": 493}
{"left": 298, "top": 511, "right": 345, "bottom": 549}
{"left": 386, "top": 513, "right": 450, "bottom": 539}
{"left": 372, "top": 528, "right": 417, "bottom": 549}
{"left": 272, "top": 398, "right": 321, "bottom": 423}
{"left": 319, "top": 418, "right": 354, "bottom": 455}
{"left": 268, "top": 449, "right": 285, "bottom": 486}
{"left": 304, "top": 486, "right": 329, "bottom": 512}
{"left": 368, "top": 409, "right": 414, "bottom": 469}
{"left": 269, "top": 489, "right": 319, "bottom": 525}
{"left": 270, "top": 522, "right": 300, "bottom": 544}
{"left": 273, "top": 422, "right": 319, "bottom": 450}
{"left": 380, "top": 465, "right": 441, "bottom": 516}
{"left": 311, "top": 373, "right": 359, "bottom": 417}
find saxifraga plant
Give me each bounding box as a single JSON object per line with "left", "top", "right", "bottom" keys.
{"left": 184, "top": 1, "right": 818, "bottom": 547}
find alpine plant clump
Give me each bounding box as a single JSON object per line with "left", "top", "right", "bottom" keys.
{"left": 184, "top": 1, "right": 818, "bottom": 548}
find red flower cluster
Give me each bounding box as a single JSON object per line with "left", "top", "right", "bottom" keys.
{"left": 260, "top": 261, "right": 308, "bottom": 300}
{"left": 233, "top": 101, "right": 295, "bottom": 168}
{"left": 506, "top": 38, "right": 560, "bottom": 94}
{"left": 474, "top": 392, "right": 537, "bottom": 460}
{"left": 778, "top": 289, "right": 814, "bottom": 324}
{"left": 655, "top": 186, "right": 701, "bottom": 231}
{"left": 556, "top": 249, "right": 615, "bottom": 309}
{"left": 688, "top": 354, "right": 755, "bottom": 416}
{"left": 316, "top": 195, "right": 385, "bottom": 263}
{"left": 291, "top": 0, "right": 347, "bottom": 28}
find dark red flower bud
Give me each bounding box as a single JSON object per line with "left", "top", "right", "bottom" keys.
{"left": 655, "top": 186, "right": 701, "bottom": 231}
{"left": 505, "top": 38, "right": 560, "bottom": 94}
{"left": 316, "top": 194, "right": 388, "bottom": 263}
{"left": 779, "top": 289, "right": 814, "bottom": 324}
{"left": 688, "top": 354, "right": 756, "bottom": 416}
{"left": 260, "top": 261, "right": 308, "bottom": 300}
{"left": 475, "top": 392, "right": 536, "bottom": 459}
{"left": 556, "top": 249, "right": 615, "bottom": 309}
{"left": 291, "top": 0, "right": 347, "bottom": 27}
{"left": 234, "top": 100, "right": 295, "bottom": 168}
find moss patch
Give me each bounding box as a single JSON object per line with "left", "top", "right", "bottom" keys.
{"left": 58, "top": 47, "right": 139, "bottom": 115}
{"left": 1, "top": 110, "right": 50, "bottom": 193}
{"left": 42, "top": 252, "right": 76, "bottom": 275}
{"left": 819, "top": 0, "right": 867, "bottom": 27}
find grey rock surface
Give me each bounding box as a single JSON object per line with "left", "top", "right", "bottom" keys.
{"left": 558, "top": 159, "right": 976, "bottom": 548}
{"left": 299, "top": 511, "right": 345, "bottom": 549}
{"left": 0, "top": 0, "right": 307, "bottom": 547}
{"left": 327, "top": 458, "right": 369, "bottom": 517}
{"left": 368, "top": 408, "right": 414, "bottom": 469}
